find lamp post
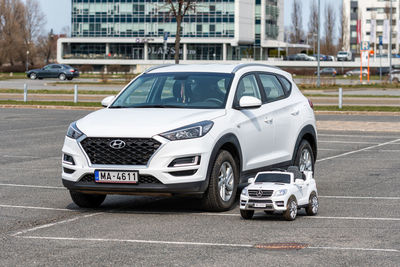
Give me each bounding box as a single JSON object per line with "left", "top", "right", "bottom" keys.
{"left": 317, "top": 0, "right": 321, "bottom": 87}
{"left": 389, "top": 0, "right": 393, "bottom": 83}
{"left": 26, "top": 50, "right": 30, "bottom": 72}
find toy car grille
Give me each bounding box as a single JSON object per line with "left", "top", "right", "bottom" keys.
{"left": 78, "top": 174, "right": 162, "bottom": 184}
{"left": 248, "top": 199, "right": 273, "bottom": 204}
{"left": 248, "top": 190, "right": 274, "bottom": 197}
{"left": 80, "top": 137, "right": 161, "bottom": 165}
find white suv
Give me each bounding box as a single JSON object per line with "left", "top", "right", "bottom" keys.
{"left": 62, "top": 64, "right": 317, "bottom": 211}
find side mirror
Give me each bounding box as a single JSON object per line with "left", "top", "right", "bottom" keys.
{"left": 248, "top": 178, "right": 255, "bottom": 184}
{"left": 101, "top": 96, "right": 115, "bottom": 107}
{"left": 239, "top": 96, "right": 262, "bottom": 109}
{"left": 295, "top": 179, "right": 305, "bottom": 185}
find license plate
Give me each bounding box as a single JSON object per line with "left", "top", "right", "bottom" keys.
{"left": 95, "top": 170, "right": 138, "bottom": 184}
{"left": 254, "top": 203, "right": 267, "bottom": 208}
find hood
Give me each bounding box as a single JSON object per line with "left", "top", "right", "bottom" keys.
{"left": 247, "top": 182, "right": 289, "bottom": 191}
{"left": 76, "top": 108, "right": 226, "bottom": 138}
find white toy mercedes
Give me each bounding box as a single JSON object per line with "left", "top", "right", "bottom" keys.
{"left": 240, "top": 166, "right": 319, "bottom": 221}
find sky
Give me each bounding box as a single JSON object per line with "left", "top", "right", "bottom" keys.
{"left": 33, "top": 0, "right": 340, "bottom": 36}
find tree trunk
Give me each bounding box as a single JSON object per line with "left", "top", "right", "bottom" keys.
{"left": 174, "top": 15, "right": 181, "bottom": 64}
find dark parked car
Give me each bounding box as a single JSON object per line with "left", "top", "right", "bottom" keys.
{"left": 315, "top": 68, "right": 337, "bottom": 77}
{"left": 26, "top": 64, "right": 79, "bottom": 80}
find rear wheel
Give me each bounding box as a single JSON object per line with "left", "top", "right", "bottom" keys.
{"left": 240, "top": 209, "right": 254, "bottom": 220}
{"left": 59, "top": 73, "right": 67, "bottom": 81}
{"left": 29, "top": 73, "right": 37, "bottom": 80}
{"left": 294, "top": 140, "right": 314, "bottom": 172}
{"left": 70, "top": 191, "right": 106, "bottom": 208}
{"left": 202, "top": 150, "right": 239, "bottom": 211}
{"left": 283, "top": 196, "right": 297, "bottom": 221}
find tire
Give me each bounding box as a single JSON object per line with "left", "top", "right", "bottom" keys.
{"left": 240, "top": 209, "right": 254, "bottom": 220}
{"left": 67, "top": 77, "right": 73, "bottom": 81}
{"left": 294, "top": 140, "right": 314, "bottom": 172}
{"left": 306, "top": 192, "right": 319, "bottom": 216}
{"left": 70, "top": 191, "right": 106, "bottom": 208}
{"left": 201, "top": 150, "right": 239, "bottom": 212}
{"left": 59, "top": 73, "right": 67, "bottom": 81}
{"left": 29, "top": 73, "right": 37, "bottom": 80}
{"left": 283, "top": 196, "right": 297, "bottom": 221}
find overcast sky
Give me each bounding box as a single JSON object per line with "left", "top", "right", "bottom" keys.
{"left": 33, "top": 0, "right": 340, "bottom": 36}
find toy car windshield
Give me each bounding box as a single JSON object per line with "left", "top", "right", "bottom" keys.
{"left": 255, "top": 173, "right": 291, "bottom": 184}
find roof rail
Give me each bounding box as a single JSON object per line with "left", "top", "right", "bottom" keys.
{"left": 231, "top": 63, "right": 280, "bottom": 73}
{"left": 144, "top": 64, "right": 175, "bottom": 74}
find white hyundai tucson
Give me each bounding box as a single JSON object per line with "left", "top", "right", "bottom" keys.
{"left": 62, "top": 64, "right": 317, "bottom": 211}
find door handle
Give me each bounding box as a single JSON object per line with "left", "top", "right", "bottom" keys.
{"left": 291, "top": 110, "right": 300, "bottom": 116}
{"left": 264, "top": 118, "right": 273, "bottom": 124}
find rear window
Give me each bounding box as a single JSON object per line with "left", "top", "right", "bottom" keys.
{"left": 255, "top": 173, "right": 291, "bottom": 184}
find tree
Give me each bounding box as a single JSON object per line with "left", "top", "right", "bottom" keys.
{"left": 324, "top": 3, "right": 336, "bottom": 54}
{"left": 290, "top": 0, "right": 303, "bottom": 43}
{"left": 337, "top": 2, "right": 348, "bottom": 51}
{"left": 37, "top": 29, "right": 57, "bottom": 64}
{"left": 308, "top": 0, "right": 318, "bottom": 53}
{"left": 165, "top": 0, "right": 196, "bottom": 64}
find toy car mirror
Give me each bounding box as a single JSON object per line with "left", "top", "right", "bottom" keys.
{"left": 248, "top": 178, "right": 255, "bottom": 184}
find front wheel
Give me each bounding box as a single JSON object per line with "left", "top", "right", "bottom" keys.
{"left": 201, "top": 150, "right": 239, "bottom": 211}
{"left": 240, "top": 209, "right": 254, "bottom": 220}
{"left": 283, "top": 196, "right": 297, "bottom": 221}
{"left": 29, "top": 73, "right": 37, "bottom": 80}
{"left": 294, "top": 140, "right": 314, "bottom": 172}
{"left": 70, "top": 191, "right": 106, "bottom": 208}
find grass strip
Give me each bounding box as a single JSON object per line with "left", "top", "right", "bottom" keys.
{"left": 314, "top": 105, "right": 400, "bottom": 112}
{"left": 0, "top": 89, "right": 120, "bottom": 95}
{"left": 0, "top": 100, "right": 101, "bottom": 107}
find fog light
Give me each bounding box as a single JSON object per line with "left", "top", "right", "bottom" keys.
{"left": 275, "top": 201, "right": 284, "bottom": 207}
{"left": 63, "top": 154, "right": 75, "bottom": 165}
{"left": 168, "top": 156, "right": 200, "bottom": 167}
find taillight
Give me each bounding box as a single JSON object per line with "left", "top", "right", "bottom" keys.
{"left": 308, "top": 99, "right": 314, "bottom": 109}
{"left": 70, "top": 69, "right": 75, "bottom": 73}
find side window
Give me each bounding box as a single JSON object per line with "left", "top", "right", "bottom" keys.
{"left": 236, "top": 74, "right": 261, "bottom": 102}
{"left": 278, "top": 76, "right": 292, "bottom": 95}
{"left": 259, "top": 74, "right": 285, "bottom": 102}
{"left": 51, "top": 65, "right": 61, "bottom": 69}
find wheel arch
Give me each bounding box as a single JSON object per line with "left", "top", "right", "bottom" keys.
{"left": 292, "top": 125, "right": 318, "bottom": 164}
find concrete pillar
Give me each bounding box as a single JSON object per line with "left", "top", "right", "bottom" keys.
{"left": 106, "top": 43, "right": 110, "bottom": 57}
{"left": 183, "top": 43, "right": 187, "bottom": 61}
{"left": 223, "top": 43, "right": 227, "bottom": 61}
{"left": 260, "top": 47, "right": 263, "bottom": 61}
{"left": 144, "top": 43, "right": 148, "bottom": 61}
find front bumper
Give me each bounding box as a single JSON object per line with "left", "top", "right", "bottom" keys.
{"left": 240, "top": 195, "right": 288, "bottom": 211}
{"left": 61, "top": 133, "right": 214, "bottom": 195}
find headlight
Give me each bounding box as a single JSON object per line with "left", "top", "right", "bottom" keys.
{"left": 241, "top": 188, "right": 248, "bottom": 196}
{"left": 66, "top": 122, "right": 83, "bottom": 139}
{"left": 274, "top": 189, "right": 287, "bottom": 197}
{"left": 160, "top": 121, "right": 214, "bottom": 141}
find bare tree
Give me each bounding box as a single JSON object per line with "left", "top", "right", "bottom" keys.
{"left": 290, "top": 0, "right": 303, "bottom": 43}
{"left": 308, "top": 0, "right": 318, "bottom": 53}
{"left": 324, "top": 3, "right": 336, "bottom": 54}
{"left": 38, "top": 29, "right": 57, "bottom": 64}
{"left": 337, "top": 2, "right": 348, "bottom": 51}
{"left": 165, "top": 0, "right": 196, "bottom": 64}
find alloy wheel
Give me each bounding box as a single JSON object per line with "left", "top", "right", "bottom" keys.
{"left": 218, "top": 162, "right": 234, "bottom": 202}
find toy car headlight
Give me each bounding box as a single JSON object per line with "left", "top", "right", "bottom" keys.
{"left": 241, "top": 188, "right": 248, "bottom": 196}
{"left": 274, "top": 189, "right": 287, "bottom": 196}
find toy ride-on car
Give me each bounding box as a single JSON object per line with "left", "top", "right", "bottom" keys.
{"left": 240, "top": 166, "right": 318, "bottom": 221}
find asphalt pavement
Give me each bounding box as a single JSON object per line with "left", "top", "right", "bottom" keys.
{"left": 0, "top": 108, "right": 400, "bottom": 266}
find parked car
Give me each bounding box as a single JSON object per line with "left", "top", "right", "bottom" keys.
{"left": 315, "top": 68, "right": 337, "bottom": 77}
{"left": 26, "top": 64, "right": 79, "bottom": 80}
{"left": 61, "top": 64, "right": 317, "bottom": 211}
{"left": 337, "top": 51, "right": 353, "bottom": 61}
{"left": 389, "top": 70, "right": 400, "bottom": 83}
{"left": 285, "top": 53, "right": 316, "bottom": 61}
{"left": 313, "top": 54, "right": 334, "bottom": 61}
{"left": 240, "top": 167, "right": 318, "bottom": 221}
{"left": 346, "top": 68, "right": 368, "bottom": 77}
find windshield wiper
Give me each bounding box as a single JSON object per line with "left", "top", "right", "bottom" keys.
{"left": 133, "top": 105, "right": 180, "bottom": 108}
{"left": 109, "top": 105, "right": 126, "bottom": 109}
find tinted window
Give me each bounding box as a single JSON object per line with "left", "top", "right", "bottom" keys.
{"left": 236, "top": 74, "right": 261, "bottom": 102}
{"left": 278, "top": 76, "right": 292, "bottom": 95}
{"left": 51, "top": 65, "right": 61, "bottom": 69}
{"left": 259, "top": 74, "right": 285, "bottom": 101}
{"left": 255, "top": 173, "right": 291, "bottom": 184}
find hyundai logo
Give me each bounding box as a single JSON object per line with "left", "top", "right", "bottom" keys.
{"left": 109, "top": 140, "right": 126, "bottom": 149}
{"left": 256, "top": 190, "right": 263, "bottom": 197}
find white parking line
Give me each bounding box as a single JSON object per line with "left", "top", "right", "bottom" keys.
{"left": 319, "top": 196, "right": 400, "bottom": 200}
{"left": 318, "top": 133, "right": 400, "bottom": 139}
{"left": 11, "top": 213, "right": 101, "bottom": 237}
{"left": 2, "top": 125, "right": 67, "bottom": 132}
{"left": 2, "top": 155, "right": 40, "bottom": 159}
{"left": 304, "top": 216, "right": 400, "bottom": 221}
{"left": 0, "top": 204, "right": 74, "bottom": 212}
{"left": 317, "top": 138, "right": 400, "bottom": 162}
{"left": 318, "top": 141, "right": 380, "bottom": 144}
{"left": 0, "top": 183, "right": 65, "bottom": 190}
{"left": 16, "top": 236, "right": 400, "bottom": 253}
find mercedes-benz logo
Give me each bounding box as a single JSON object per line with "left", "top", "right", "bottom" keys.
{"left": 109, "top": 140, "right": 126, "bottom": 149}
{"left": 256, "top": 190, "right": 263, "bottom": 197}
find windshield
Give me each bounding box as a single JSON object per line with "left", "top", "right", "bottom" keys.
{"left": 255, "top": 173, "right": 291, "bottom": 184}
{"left": 338, "top": 52, "right": 347, "bottom": 55}
{"left": 111, "top": 72, "right": 233, "bottom": 109}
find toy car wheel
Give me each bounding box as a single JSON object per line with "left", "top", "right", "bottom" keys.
{"left": 294, "top": 140, "right": 314, "bottom": 172}
{"left": 240, "top": 209, "right": 254, "bottom": 220}
{"left": 70, "top": 191, "right": 106, "bottom": 208}
{"left": 283, "top": 196, "right": 297, "bottom": 221}
{"left": 202, "top": 150, "right": 239, "bottom": 211}
{"left": 306, "top": 192, "right": 319, "bottom": 216}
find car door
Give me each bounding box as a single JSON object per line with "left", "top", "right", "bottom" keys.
{"left": 258, "top": 73, "right": 302, "bottom": 164}
{"left": 232, "top": 73, "right": 275, "bottom": 171}
{"left": 50, "top": 65, "right": 62, "bottom": 78}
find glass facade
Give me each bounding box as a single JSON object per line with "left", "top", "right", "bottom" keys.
{"left": 72, "top": 0, "right": 235, "bottom": 38}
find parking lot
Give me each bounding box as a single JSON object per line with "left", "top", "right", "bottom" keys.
{"left": 1, "top": 108, "right": 399, "bottom": 266}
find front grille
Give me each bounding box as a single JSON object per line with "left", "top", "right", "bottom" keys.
{"left": 78, "top": 174, "right": 162, "bottom": 184}
{"left": 248, "top": 190, "right": 273, "bottom": 198}
{"left": 80, "top": 137, "right": 161, "bottom": 165}
{"left": 248, "top": 199, "right": 273, "bottom": 204}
